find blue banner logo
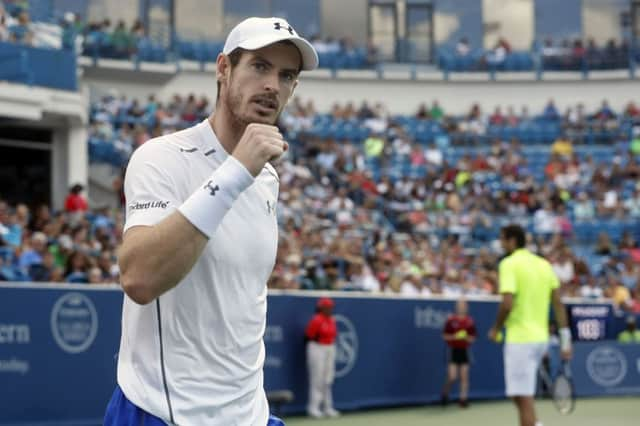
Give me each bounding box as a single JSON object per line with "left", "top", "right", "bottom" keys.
{"left": 50, "top": 293, "right": 98, "bottom": 354}
{"left": 586, "top": 346, "right": 627, "bottom": 387}
{"left": 334, "top": 314, "right": 358, "bottom": 378}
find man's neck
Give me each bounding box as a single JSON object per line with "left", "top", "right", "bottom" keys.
{"left": 208, "top": 108, "right": 244, "bottom": 155}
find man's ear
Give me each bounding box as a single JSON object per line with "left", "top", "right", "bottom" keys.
{"left": 287, "top": 79, "right": 299, "bottom": 103}
{"left": 216, "top": 53, "right": 230, "bottom": 84}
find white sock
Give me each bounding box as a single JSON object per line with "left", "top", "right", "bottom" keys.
{"left": 535, "top": 422, "right": 544, "bottom": 426}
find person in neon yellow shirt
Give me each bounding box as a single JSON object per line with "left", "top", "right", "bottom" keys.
{"left": 488, "top": 225, "right": 572, "bottom": 426}
{"left": 617, "top": 316, "right": 640, "bottom": 343}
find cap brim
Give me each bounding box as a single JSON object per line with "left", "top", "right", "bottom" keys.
{"left": 235, "top": 34, "right": 319, "bottom": 71}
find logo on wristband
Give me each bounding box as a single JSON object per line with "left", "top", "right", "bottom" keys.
{"left": 205, "top": 181, "right": 220, "bottom": 196}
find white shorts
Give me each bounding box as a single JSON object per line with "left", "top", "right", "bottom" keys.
{"left": 504, "top": 342, "right": 547, "bottom": 397}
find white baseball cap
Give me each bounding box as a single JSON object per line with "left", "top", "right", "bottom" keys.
{"left": 223, "top": 17, "right": 318, "bottom": 71}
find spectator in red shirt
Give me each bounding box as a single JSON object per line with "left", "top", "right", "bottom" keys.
{"left": 64, "top": 184, "right": 88, "bottom": 212}
{"left": 305, "top": 297, "right": 339, "bottom": 418}
{"left": 441, "top": 298, "right": 477, "bottom": 408}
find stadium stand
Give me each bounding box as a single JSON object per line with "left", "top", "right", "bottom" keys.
{"left": 1, "top": 1, "right": 637, "bottom": 75}
{"left": 3, "top": 92, "right": 639, "bottom": 316}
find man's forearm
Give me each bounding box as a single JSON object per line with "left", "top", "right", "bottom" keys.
{"left": 119, "top": 211, "right": 209, "bottom": 304}
{"left": 553, "top": 299, "right": 569, "bottom": 329}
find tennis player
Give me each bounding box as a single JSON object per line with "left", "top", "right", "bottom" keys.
{"left": 104, "top": 17, "right": 318, "bottom": 426}
{"left": 488, "top": 225, "right": 572, "bottom": 426}
{"left": 441, "top": 298, "right": 476, "bottom": 408}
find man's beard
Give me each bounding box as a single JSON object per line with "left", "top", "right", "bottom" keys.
{"left": 225, "top": 89, "right": 281, "bottom": 134}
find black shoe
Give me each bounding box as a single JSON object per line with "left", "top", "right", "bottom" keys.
{"left": 440, "top": 394, "right": 448, "bottom": 407}
{"left": 459, "top": 399, "right": 469, "bottom": 408}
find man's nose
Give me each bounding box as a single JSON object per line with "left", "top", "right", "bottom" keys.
{"left": 263, "top": 71, "right": 280, "bottom": 94}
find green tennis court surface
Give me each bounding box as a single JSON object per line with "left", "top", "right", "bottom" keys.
{"left": 284, "top": 397, "right": 637, "bottom": 426}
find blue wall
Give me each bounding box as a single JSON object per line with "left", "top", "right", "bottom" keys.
{"left": 534, "top": 0, "right": 582, "bottom": 42}
{"left": 0, "top": 285, "right": 639, "bottom": 425}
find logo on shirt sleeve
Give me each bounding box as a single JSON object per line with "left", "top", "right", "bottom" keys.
{"left": 128, "top": 200, "right": 170, "bottom": 211}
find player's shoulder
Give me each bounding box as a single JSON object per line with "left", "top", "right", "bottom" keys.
{"left": 128, "top": 127, "right": 202, "bottom": 167}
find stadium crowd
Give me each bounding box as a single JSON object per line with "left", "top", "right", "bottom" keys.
{"left": 2, "top": 93, "right": 640, "bottom": 314}
{"left": 440, "top": 34, "right": 639, "bottom": 72}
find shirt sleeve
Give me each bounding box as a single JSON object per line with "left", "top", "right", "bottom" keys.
{"left": 123, "top": 141, "right": 183, "bottom": 233}
{"left": 499, "top": 257, "right": 517, "bottom": 294}
{"left": 443, "top": 317, "right": 454, "bottom": 334}
{"left": 305, "top": 315, "right": 321, "bottom": 340}
{"left": 468, "top": 320, "right": 477, "bottom": 337}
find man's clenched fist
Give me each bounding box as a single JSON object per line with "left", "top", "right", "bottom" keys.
{"left": 232, "top": 124, "right": 288, "bottom": 177}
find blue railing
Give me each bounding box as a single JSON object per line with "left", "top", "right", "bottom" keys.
{"left": 0, "top": 42, "right": 76, "bottom": 91}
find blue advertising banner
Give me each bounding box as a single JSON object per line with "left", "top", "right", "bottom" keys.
{"left": 0, "top": 284, "right": 122, "bottom": 425}
{"left": 263, "top": 294, "right": 505, "bottom": 412}
{"left": 0, "top": 284, "right": 639, "bottom": 425}
{"left": 571, "top": 342, "right": 640, "bottom": 397}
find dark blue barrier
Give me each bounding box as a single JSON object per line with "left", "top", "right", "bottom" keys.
{"left": 1, "top": 285, "right": 639, "bottom": 425}
{"left": 572, "top": 342, "right": 640, "bottom": 396}
{"left": 0, "top": 42, "right": 76, "bottom": 91}
{"left": 264, "top": 294, "right": 505, "bottom": 412}
{"left": 0, "top": 284, "right": 121, "bottom": 425}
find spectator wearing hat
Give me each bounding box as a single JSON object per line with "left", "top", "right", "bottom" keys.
{"left": 305, "top": 297, "right": 339, "bottom": 418}
{"left": 617, "top": 316, "right": 640, "bottom": 343}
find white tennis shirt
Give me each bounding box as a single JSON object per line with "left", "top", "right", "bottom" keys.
{"left": 117, "top": 119, "right": 279, "bottom": 425}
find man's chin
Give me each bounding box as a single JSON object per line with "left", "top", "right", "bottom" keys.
{"left": 246, "top": 112, "right": 279, "bottom": 126}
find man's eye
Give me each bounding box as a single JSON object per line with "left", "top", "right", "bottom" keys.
{"left": 254, "top": 62, "right": 267, "bottom": 71}
{"left": 281, "top": 73, "right": 295, "bottom": 82}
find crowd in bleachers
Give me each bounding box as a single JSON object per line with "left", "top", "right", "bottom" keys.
{"left": 439, "top": 36, "right": 639, "bottom": 72}
{"left": 3, "top": 1, "right": 639, "bottom": 74}
{"left": 0, "top": 1, "right": 33, "bottom": 45}
{"left": 34, "top": 94, "right": 629, "bottom": 312}
{"left": 0, "top": 186, "right": 122, "bottom": 284}
{"left": 0, "top": 1, "right": 376, "bottom": 68}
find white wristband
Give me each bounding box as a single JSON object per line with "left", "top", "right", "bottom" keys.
{"left": 178, "top": 156, "right": 254, "bottom": 239}
{"left": 559, "top": 327, "right": 572, "bottom": 351}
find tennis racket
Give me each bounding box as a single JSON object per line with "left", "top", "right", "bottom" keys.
{"left": 552, "top": 360, "right": 575, "bottom": 415}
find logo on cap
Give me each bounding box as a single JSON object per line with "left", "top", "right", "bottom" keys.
{"left": 274, "top": 21, "right": 294, "bottom": 35}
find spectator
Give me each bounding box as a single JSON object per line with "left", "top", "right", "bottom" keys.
{"left": 543, "top": 99, "right": 560, "bottom": 120}
{"left": 550, "top": 135, "right": 573, "bottom": 158}
{"left": 64, "top": 184, "right": 89, "bottom": 213}
{"left": 0, "top": 3, "right": 12, "bottom": 41}
{"left": 30, "top": 251, "right": 55, "bottom": 282}
{"left": 579, "top": 277, "right": 604, "bottom": 299}
{"left": 486, "top": 37, "right": 510, "bottom": 67}
{"left": 573, "top": 192, "right": 595, "bottom": 221}
{"left": 110, "top": 20, "right": 131, "bottom": 58}
{"left": 18, "top": 232, "right": 48, "bottom": 271}
{"left": 594, "top": 232, "right": 615, "bottom": 256}
{"left": 551, "top": 246, "right": 575, "bottom": 287}
{"left": 87, "top": 266, "right": 104, "bottom": 284}
{"left": 9, "top": 10, "right": 33, "bottom": 45}
{"left": 64, "top": 250, "right": 90, "bottom": 283}
{"left": 619, "top": 256, "right": 639, "bottom": 291}
{"left": 456, "top": 37, "right": 470, "bottom": 56}
{"left": 49, "top": 234, "right": 73, "bottom": 269}
{"left": 617, "top": 316, "right": 640, "bottom": 343}
{"left": 608, "top": 279, "right": 632, "bottom": 310}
